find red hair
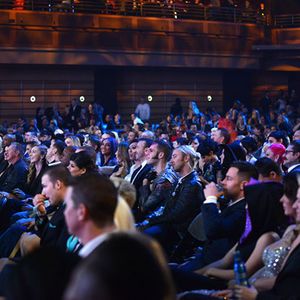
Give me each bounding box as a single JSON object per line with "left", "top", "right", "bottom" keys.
{"left": 268, "top": 143, "right": 286, "bottom": 163}
{"left": 218, "top": 118, "right": 237, "bottom": 143}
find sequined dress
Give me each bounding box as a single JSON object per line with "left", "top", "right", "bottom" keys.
{"left": 249, "top": 225, "right": 298, "bottom": 284}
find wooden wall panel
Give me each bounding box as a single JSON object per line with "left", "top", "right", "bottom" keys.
{"left": 0, "top": 11, "right": 262, "bottom": 69}
{"left": 251, "top": 71, "right": 289, "bottom": 107}
{"left": 116, "top": 69, "right": 223, "bottom": 123}
{"left": 0, "top": 68, "right": 94, "bottom": 122}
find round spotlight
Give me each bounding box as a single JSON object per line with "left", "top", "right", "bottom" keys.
{"left": 79, "top": 96, "right": 85, "bottom": 102}
{"left": 30, "top": 96, "right": 36, "bottom": 103}
{"left": 207, "top": 95, "right": 212, "bottom": 102}
{"left": 147, "top": 95, "right": 153, "bottom": 102}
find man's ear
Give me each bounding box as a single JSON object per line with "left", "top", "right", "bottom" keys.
{"left": 77, "top": 203, "right": 88, "bottom": 222}
{"left": 55, "top": 180, "right": 63, "bottom": 190}
{"left": 183, "top": 154, "right": 190, "bottom": 163}
{"left": 240, "top": 180, "right": 248, "bottom": 191}
{"left": 158, "top": 152, "right": 164, "bottom": 160}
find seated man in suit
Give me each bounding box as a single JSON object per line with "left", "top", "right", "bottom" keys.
{"left": 129, "top": 138, "right": 152, "bottom": 219}
{"left": 0, "top": 143, "right": 28, "bottom": 232}
{"left": 140, "top": 145, "right": 204, "bottom": 256}
{"left": 0, "top": 142, "right": 28, "bottom": 193}
{"left": 177, "top": 161, "right": 258, "bottom": 271}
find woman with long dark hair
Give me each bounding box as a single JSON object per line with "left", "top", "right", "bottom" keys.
{"left": 67, "top": 151, "right": 98, "bottom": 177}
{"left": 100, "top": 137, "right": 118, "bottom": 167}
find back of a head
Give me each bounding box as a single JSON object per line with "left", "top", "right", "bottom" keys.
{"left": 255, "top": 157, "right": 281, "bottom": 178}
{"left": 283, "top": 172, "right": 299, "bottom": 203}
{"left": 110, "top": 177, "right": 136, "bottom": 209}
{"left": 196, "top": 138, "right": 218, "bottom": 156}
{"left": 268, "top": 130, "right": 288, "bottom": 147}
{"left": 221, "top": 143, "right": 246, "bottom": 176}
{"left": 243, "top": 180, "right": 285, "bottom": 246}
{"left": 4, "top": 134, "right": 16, "bottom": 144}
{"left": 176, "top": 137, "right": 188, "bottom": 146}
{"left": 76, "top": 145, "right": 97, "bottom": 164}
{"left": 64, "top": 232, "right": 175, "bottom": 300}
{"left": 69, "top": 174, "right": 118, "bottom": 227}
{"left": 88, "top": 134, "right": 101, "bottom": 148}
{"left": 53, "top": 140, "right": 66, "bottom": 156}
{"left": 241, "top": 136, "right": 258, "bottom": 153}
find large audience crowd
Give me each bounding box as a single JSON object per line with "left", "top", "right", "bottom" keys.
{"left": 0, "top": 90, "right": 299, "bottom": 300}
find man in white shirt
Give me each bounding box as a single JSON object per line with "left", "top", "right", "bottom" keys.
{"left": 64, "top": 174, "right": 118, "bottom": 257}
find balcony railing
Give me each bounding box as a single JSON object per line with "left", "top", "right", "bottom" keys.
{"left": 0, "top": 0, "right": 266, "bottom": 24}
{"left": 274, "top": 14, "right": 300, "bottom": 28}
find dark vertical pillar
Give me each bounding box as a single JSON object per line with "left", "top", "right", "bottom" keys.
{"left": 223, "top": 70, "right": 252, "bottom": 112}
{"left": 288, "top": 73, "right": 300, "bottom": 96}
{"left": 94, "top": 68, "right": 118, "bottom": 116}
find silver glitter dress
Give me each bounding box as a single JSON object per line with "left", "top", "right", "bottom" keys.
{"left": 250, "top": 225, "right": 298, "bottom": 284}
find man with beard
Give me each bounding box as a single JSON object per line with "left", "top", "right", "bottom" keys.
{"left": 283, "top": 140, "right": 300, "bottom": 174}
{"left": 139, "top": 145, "right": 204, "bottom": 256}
{"left": 201, "top": 161, "right": 258, "bottom": 265}
{"left": 177, "top": 161, "right": 258, "bottom": 271}
{"left": 139, "top": 140, "right": 178, "bottom": 216}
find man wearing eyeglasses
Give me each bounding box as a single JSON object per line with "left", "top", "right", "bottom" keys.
{"left": 283, "top": 140, "right": 300, "bottom": 174}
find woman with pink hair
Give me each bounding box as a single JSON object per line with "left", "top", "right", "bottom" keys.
{"left": 265, "top": 143, "right": 286, "bottom": 164}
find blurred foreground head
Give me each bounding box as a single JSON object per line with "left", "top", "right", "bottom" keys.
{"left": 64, "top": 232, "right": 176, "bottom": 300}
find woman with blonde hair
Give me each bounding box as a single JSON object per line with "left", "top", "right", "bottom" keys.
{"left": 14, "top": 144, "right": 49, "bottom": 198}
{"left": 65, "top": 135, "right": 81, "bottom": 147}
{"left": 110, "top": 142, "right": 131, "bottom": 178}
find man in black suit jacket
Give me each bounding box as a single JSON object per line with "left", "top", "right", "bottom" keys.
{"left": 129, "top": 138, "right": 152, "bottom": 219}
{"left": 199, "top": 161, "right": 258, "bottom": 267}
{"left": 0, "top": 143, "right": 28, "bottom": 193}
{"left": 141, "top": 146, "right": 204, "bottom": 255}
